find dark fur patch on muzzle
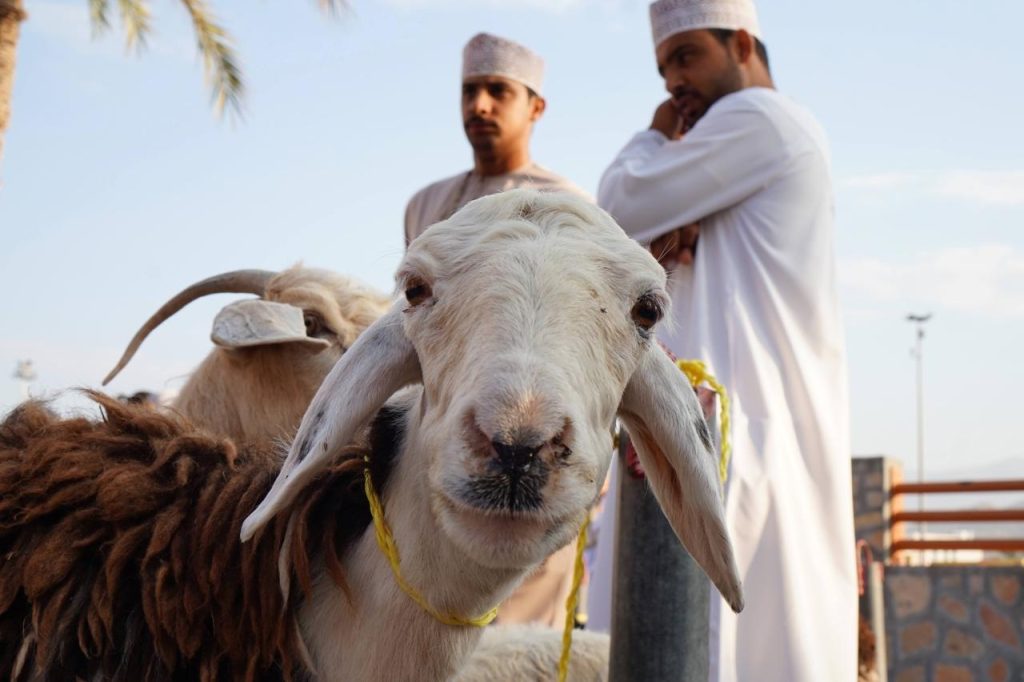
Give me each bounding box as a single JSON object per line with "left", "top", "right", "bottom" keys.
{"left": 459, "top": 459, "right": 550, "bottom": 513}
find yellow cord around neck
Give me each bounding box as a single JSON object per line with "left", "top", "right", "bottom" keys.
{"left": 363, "top": 463, "right": 499, "bottom": 627}
{"left": 557, "top": 514, "right": 590, "bottom": 681}
{"left": 362, "top": 358, "right": 728, "bottom": 681}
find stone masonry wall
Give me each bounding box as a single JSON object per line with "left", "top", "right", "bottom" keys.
{"left": 884, "top": 565, "right": 1024, "bottom": 682}
{"left": 853, "top": 456, "right": 904, "bottom": 563}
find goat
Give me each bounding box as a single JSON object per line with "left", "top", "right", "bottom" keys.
{"left": 102, "top": 266, "right": 391, "bottom": 448}
{"left": 1, "top": 189, "right": 741, "bottom": 681}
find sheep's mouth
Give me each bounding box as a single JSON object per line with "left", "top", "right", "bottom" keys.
{"left": 437, "top": 489, "right": 557, "bottom": 547}
{"left": 456, "top": 463, "right": 550, "bottom": 514}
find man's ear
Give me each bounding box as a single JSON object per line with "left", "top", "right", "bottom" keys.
{"left": 733, "top": 28, "right": 754, "bottom": 64}
{"left": 530, "top": 95, "right": 546, "bottom": 121}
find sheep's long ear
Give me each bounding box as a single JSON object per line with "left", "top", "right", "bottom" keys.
{"left": 617, "top": 344, "right": 744, "bottom": 613}
{"left": 241, "top": 303, "right": 420, "bottom": 541}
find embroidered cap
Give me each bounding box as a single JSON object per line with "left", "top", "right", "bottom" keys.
{"left": 462, "top": 33, "right": 545, "bottom": 95}
{"left": 649, "top": 0, "right": 762, "bottom": 50}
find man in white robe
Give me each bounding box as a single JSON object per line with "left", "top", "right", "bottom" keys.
{"left": 404, "top": 33, "right": 585, "bottom": 245}
{"left": 405, "top": 32, "right": 584, "bottom": 629}
{"left": 597, "top": 1, "right": 857, "bottom": 680}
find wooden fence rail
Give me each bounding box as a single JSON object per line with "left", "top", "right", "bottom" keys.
{"left": 891, "top": 480, "right": 1024, "bottom": 495}
{"left": 891, "top": 509, "right": 1024, "bottom": 523}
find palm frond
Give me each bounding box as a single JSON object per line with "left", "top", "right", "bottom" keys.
{"left": 117, "top": 0, "right": 151, "bottom": 52}
{"left": 179, "top": 0, "right": 244, "bottom": 117}
{"left": 317, "top": 0, "right": 348, "bottom": 17}
{"left": 89, "top": 0, "right": 111, "bottom": 36}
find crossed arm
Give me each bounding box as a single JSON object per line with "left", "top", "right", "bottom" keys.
{"left": 598, "top": 95, "right": 783, "bottom": 267}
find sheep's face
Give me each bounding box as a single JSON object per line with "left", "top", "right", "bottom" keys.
{"left": 398, "top": 193, "right": 668, "bottom": 568}
{"left": 245, "top": 190, "right": 743, "bottom": 613}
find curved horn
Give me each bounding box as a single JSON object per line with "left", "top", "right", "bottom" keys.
{"left": 102, "top": 269, "right": 277, "bottom": 385}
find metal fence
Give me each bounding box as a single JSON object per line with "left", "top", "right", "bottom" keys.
{"left": 889, "top": 479, "right": 1024, "bottom": 559}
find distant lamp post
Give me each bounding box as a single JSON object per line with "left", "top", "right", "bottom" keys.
{"left": 906, "top": 313, "right": 932, "bottom": 536}
{"left": 13, "top": 359, "right": 37, "bottom": 400}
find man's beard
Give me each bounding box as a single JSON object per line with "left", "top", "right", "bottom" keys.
{"left": 468, "top": 137, "right": 498, "bottom": 154}
{"left": 675, "top": 60, "right": 743, "bottom": 129}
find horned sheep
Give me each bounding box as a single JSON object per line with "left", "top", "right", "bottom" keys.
{"left": 102, "top": 266, "right": 391, "bottom": 449}
{"left": 0, "top": 189, "right": 742, "bottom": 681}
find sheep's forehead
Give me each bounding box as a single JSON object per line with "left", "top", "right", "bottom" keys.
{"left": 406, "top": 193, "right": 663, "bottom": 294}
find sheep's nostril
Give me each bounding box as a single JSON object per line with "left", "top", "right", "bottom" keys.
{"left": 491, "top": 440, "right": 542, "bottom": 475}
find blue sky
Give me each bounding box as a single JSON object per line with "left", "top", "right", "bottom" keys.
{"left": 1, "top": 0, "right": 1022, "bottom": 480}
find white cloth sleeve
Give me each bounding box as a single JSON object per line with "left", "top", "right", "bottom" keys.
{"left": 597, "top": 103, "right": 785, "bottom": 244}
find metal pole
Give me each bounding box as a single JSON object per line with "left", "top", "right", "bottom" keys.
{"left": 857, "top": 541, "right": 888, "bottom": 682}
{"left": 867, "top": 562, "right": 888, "bottom": 682}
{"left": 608, "top": 434, "right": 709, "bottom": 682}
{"left": 609, "top": 396, "right": 717, "bottom": 682}
{"left": 915, "top": 327, "right": 923, "bottom": 526}
{"left": 906, "top": 314, "right": 931, "bottom": 538}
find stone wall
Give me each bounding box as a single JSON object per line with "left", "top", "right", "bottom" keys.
{"left": 884, "top": 565, "right": 1023, "bottom": 682}
{"left": 853, "top": 456, "right": 904, "bottom": 563}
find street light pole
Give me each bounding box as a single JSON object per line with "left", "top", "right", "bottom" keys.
{"left": 906, "top": 314, "right": 932, "bottom": 537}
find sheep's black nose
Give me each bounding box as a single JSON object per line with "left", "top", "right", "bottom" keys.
{"left": 492, "top": 440, "right": 541, "bottom": 475}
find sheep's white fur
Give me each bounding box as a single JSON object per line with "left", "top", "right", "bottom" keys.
{"left": 454, "top": 626, "right": 609, "bottom": 682}
{"left": 244, "top": 189, "right": 743, "bottom": 681}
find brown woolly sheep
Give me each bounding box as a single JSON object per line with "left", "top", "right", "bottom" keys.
{"left": 102, "top": 266, "right": 391, "bottom": 449}
{"left": 0, "top": 392, "right": 401, "bottom": 681}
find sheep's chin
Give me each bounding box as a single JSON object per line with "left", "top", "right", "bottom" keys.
{"left": 432, "top": 492, "right": 578, "bottom": 570}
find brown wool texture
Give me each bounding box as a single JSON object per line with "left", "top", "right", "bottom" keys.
{"left": 0, "top": 392, "right": 382, "bottom": 682}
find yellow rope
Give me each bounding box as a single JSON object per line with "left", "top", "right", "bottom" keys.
{"left": 676, "top": 359, "right": 731, "bottom": 485}
{"left": 362, "top": 357, "right": 726, "bottom": 678}
{"left": 363, "top": 463, "right": 499, "bottom": 627}
{"left": 557, "top": 514, "right": 590, "bottom": 682}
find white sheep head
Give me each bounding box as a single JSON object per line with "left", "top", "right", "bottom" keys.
{"left": 243, "top": 189, "right": 744, "bottom": 612}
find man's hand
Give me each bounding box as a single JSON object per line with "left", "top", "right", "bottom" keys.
{"left": 650, "top": 97, "right": 704, "bottom": 140}
{"left": 650, "top": 99, "right": 685, "bottom": 140}
{"left": 649, "top": 223, "right": 700, "bottom": 270}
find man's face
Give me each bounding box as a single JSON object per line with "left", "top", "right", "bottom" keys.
{"left": 656, "top": 29, "right": 743, "bottom": 129}
{"left": 461, "top": 75, "right": 542, "bottom": 154}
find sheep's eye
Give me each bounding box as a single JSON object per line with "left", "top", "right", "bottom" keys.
{"left": 631, "top": 294, "right": 662, "bottom": 332}
{"left": 303, "top": 313, "right": 326, "bottom": 338}
{"left": 405, "top": 280, "right": 431, "bottom": 307}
